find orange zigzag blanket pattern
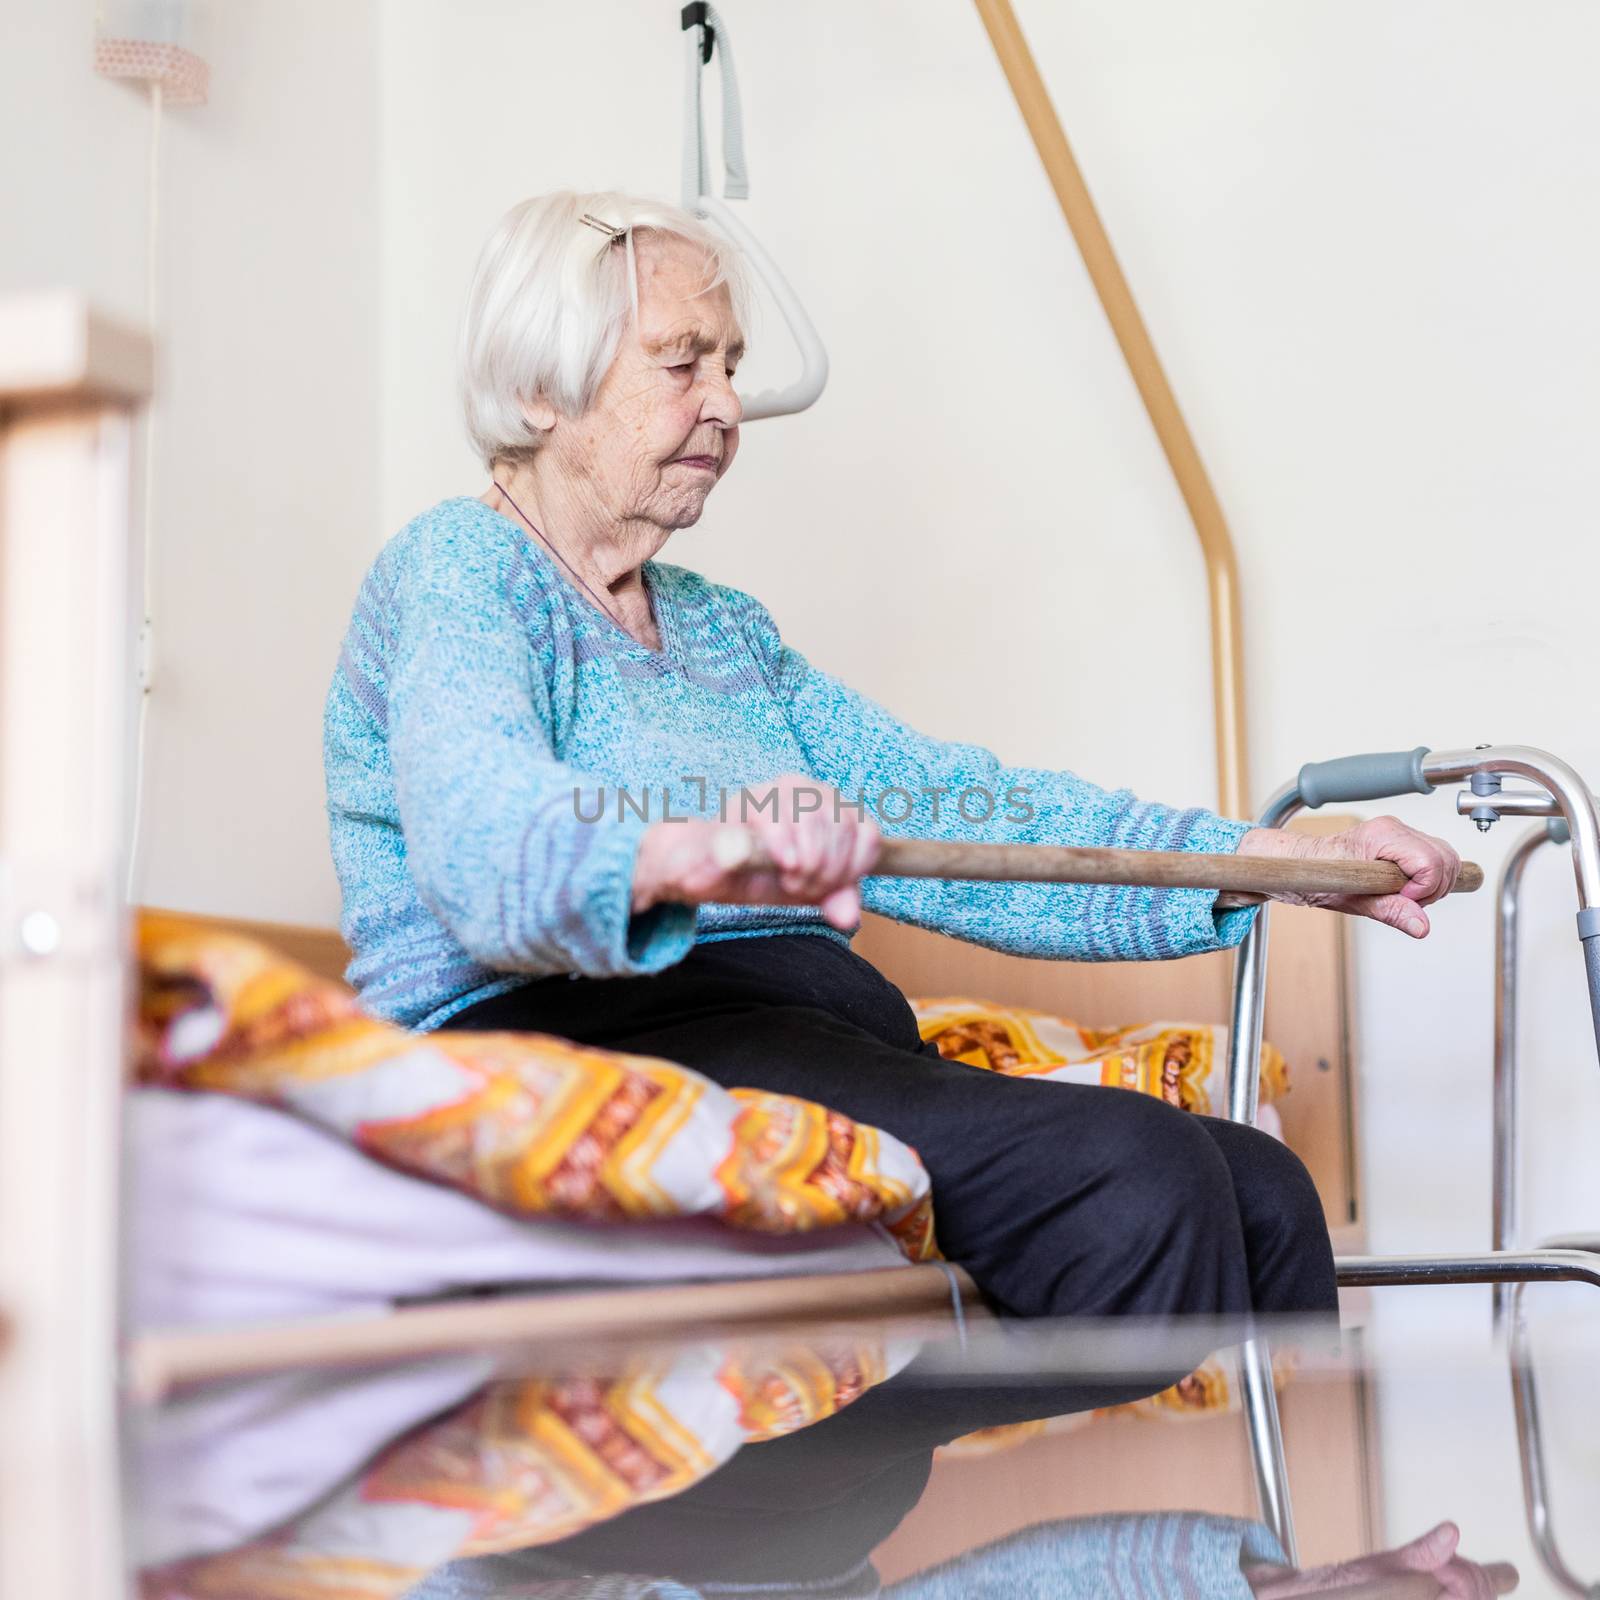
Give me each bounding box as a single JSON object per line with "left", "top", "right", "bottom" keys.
{"left": 135, "top": 912, "right": 938, "bottom": 1261}
{"left": 910, "top": 998, "right": 1289, "bottom": 1115}
{"left": 142, "top": 1337, "right": 910, "bottom": 1600}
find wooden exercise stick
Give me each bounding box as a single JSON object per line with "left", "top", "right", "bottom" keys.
{"left": 712, "top": 833, "right": 1483, "bottom": 902}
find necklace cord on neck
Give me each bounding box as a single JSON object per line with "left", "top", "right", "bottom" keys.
{"left": 491, "top": 479, "right": 631, "bottom": 633}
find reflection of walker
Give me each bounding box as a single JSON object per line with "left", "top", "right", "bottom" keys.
{"left": 1227, "top": 745, "right": 1600, "bottom": 1572}
{"left": 1497, "top": 814, "right": 1598, "bottom": 1599}
{"left": 1508, "top": 1286, "right": 1595, "bottom": 1598}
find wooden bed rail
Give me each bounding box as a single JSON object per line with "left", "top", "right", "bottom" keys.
{"left": 0, "top": 291, "right": 150, "bottom": 1600}
{"left": 126, "top": 1264, "right": 981, "bottom": 1401}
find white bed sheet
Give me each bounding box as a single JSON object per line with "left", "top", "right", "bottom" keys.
{"left": 126, "top": 1088, "right": 908, "bottom": 1331}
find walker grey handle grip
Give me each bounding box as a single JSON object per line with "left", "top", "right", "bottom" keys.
{"left": 1295, "top": 747, "right": 1432, "bottom": 810}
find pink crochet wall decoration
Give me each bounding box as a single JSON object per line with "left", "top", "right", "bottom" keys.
{"left": 94, "top": 36, "right": 208, "bottom": 107}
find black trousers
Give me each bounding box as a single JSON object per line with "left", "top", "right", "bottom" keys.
{"left": 442, "top": 932, "right": 1338, "bottom": 1319}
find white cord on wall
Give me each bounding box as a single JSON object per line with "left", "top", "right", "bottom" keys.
{"left": 124, "top": 78, "right": 161, "bottom": 904}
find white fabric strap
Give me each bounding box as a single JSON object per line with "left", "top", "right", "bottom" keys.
{"left": 682, "top": 3, "right": 748, "bottom": 206}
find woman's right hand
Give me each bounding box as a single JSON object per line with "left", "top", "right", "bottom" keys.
{"left": 630, "top": 774, "right": 882, "bottom": 931}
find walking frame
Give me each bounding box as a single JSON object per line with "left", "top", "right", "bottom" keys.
{"left": 1226, "top": 744, "right": 1600, "bottom": 1572}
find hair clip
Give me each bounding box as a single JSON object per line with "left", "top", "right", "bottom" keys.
{"left": 579, "top": 213, "right": 626, "bottom": 241}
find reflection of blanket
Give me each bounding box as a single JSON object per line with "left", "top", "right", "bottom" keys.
{"left": 135, "top": 912, "right": 937, "bottom": 1261}
{"left": 139, "top": 1330, "right": 1288, "bottom": 1600}
{"left": 140, "top": 1336, "right": 916, "bottom": 1598}
{"left": 935, "top": 1344, "right": 1298, "bottom": 1466}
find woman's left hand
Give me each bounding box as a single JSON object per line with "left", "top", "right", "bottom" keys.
{"left": 1235, "top": 816, "right": 1461, "bottom": 939}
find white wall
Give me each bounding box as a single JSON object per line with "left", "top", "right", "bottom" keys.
{"left": 2, "top": 4, "right": 151, "bottom": 324}
{"left": 135, "top": 2, "right": 383, "bottom": 923}
{"left": 1, "top": 0, "right": 381, "bottom": 924}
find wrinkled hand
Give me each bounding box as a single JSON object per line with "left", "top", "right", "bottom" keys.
{"left": 631, "top": 773, "right": 881, "bottom": 931}
{"left": 1243, "top": 1520, "right": 1517, "bottom": 1597}
{"left": 1236, "top": 816, "right": 1461, "bottom": 939}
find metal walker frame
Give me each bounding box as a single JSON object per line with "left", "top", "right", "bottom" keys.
{"left": 1224, "top": 744, "right": 1600, "bottom": 1569}
{"left": 1488, "top": 813, "right": 1596, "bottom": 1598}
{"left": 1508, "top": 1282, "right": 1597, "bottom": 1598}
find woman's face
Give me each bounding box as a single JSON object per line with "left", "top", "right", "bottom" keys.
{"left": 543, "top": 233, "right": 744, "bottom": 532}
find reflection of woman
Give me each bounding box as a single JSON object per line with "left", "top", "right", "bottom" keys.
{"left": 137, "top": 1341, "right": 1515, "bottom": 1600}
{"left": 418, "top": 1363, "right": 1514, "bottom": 1600}
{"left": 894, "top": 1519, "right": 1516, "bottom": 1599}
{"left": 325, "top": 189, "right": 1461, "bottom": 1322}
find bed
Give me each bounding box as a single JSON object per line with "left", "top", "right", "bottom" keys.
{"left": 131, "top": 875, "right": 1363, "bottom": 1335}
{"left": 126, "top": 885, "right": 1379, "bottom": 1573}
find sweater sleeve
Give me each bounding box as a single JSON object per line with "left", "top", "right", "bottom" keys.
{"left": 727, "top": 590, "right": 1257, "bottom": 963}
{"left": 385, "top": 536, "right": 697, "bottom": 978}
{"left": 884, "top": 1513, "right": 1283, "bottom": 1599}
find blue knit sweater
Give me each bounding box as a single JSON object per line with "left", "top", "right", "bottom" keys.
{"left": 323, "top": 497, "right": 1256, "bottom": 1031}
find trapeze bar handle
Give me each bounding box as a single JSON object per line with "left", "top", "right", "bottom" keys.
{"left": 692, "top": 195, "right": 830, "bottom": 421}
{"left": 681, "top": 4, "right": 829, "bottom": 421}
{"left": 1295, "top": 747, "right": 1433, "bottom": 810}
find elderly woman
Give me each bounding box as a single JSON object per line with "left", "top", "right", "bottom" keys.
{"left": 325, "top": 190, "right": 1458, "bottom": 1322}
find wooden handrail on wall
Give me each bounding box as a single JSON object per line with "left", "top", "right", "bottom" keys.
{"left": 972, "top": 0, "right": 1250, "bottom": 820}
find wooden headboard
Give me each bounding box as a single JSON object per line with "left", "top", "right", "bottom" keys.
{"left": 140, "top": 816, "right": 1363, "bottom": 1246}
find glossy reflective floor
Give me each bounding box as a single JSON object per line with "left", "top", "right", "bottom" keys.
{"left": 123, "top": 1285, "right": 1599, "bottom": 1599}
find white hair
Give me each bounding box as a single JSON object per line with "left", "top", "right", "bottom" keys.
{"left": 458, "top": 190, "right": 751, "bottom": 469}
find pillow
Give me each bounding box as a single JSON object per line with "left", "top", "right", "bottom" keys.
{"left": 135, "top": 911, "right": 936, "bottom": 1262}
{"left": 909, "top": 998, "right": 1289, "bottom": 1117}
